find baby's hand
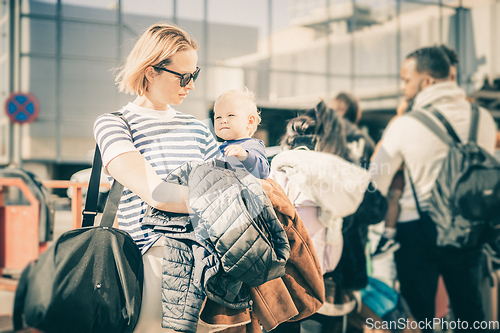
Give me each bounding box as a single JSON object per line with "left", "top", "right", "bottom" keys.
{"left": 224, "top": 144, "right": 248, "bottom": 161}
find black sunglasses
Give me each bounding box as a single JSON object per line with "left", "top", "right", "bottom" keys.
{"left": 153, "top": 66, "right": 200, "bottom": 87}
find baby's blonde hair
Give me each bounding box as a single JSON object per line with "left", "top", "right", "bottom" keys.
{"left": 116, "top": 23, "right": 198, "bottom": 96}
{"left": 214, "top": 89, "right": 261, "bottom": 136}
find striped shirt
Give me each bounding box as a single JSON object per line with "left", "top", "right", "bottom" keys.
{"left": 94, "top": 102, "right": 218, "bottom": 253}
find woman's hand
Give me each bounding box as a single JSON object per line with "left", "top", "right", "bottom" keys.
{"left": 106, "top": 151, "right": 192, "bottom": 213}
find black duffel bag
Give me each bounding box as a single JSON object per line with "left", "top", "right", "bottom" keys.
{"left": 13, "top": 142, "right": 143, "bottom": 332}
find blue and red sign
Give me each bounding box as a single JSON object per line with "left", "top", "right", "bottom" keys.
{"left": 5, "top": 92, "right": 39, "bottom": 124}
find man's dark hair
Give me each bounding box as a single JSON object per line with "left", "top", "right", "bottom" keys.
{"left": 439, "top": 44, "right": 459, "bottom": 66}
{"left": 406, "top": 46, "right": 450, "bottom": 79}
{"left": 334, "top": 92, "right": 360, "bottom": 124}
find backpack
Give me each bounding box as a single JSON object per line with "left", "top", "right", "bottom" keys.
{"left": 407, "top": 104, "right": 500, "bottom": 248}
{"left": 0, "top": 167, "right": 55, "bottom": 242}
{"left": 13, "top": 114, "right": 144, "bottom": 333}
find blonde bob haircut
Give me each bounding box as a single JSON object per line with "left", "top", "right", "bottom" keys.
{"left": 116, "top": 23, "right": 198, "bottom": 96}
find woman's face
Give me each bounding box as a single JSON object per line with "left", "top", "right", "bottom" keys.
{"left": 147, "top": 47, "right": 199, "bottom": 106}
{"left": 331, "top": 99, "right": 347, "bottom": 117}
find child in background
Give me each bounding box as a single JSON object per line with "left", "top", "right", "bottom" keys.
{"left": 213, "top": 89, "right": 270, "bottom": 179}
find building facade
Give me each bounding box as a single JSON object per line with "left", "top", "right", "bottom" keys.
{"left": 0, "top": 0, "right": 499, "bottom": 179}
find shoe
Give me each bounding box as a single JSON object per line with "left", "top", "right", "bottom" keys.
{"left": 372, "top": 236, "right": 400, "bottom": 259}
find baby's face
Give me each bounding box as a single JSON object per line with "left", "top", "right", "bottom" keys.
{"left": 214, "top": 97, "right": 252, "bottom": 141}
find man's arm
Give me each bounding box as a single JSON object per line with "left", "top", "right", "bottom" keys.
{"left": 370, "top": 120, "right": 405, "bottom": 196}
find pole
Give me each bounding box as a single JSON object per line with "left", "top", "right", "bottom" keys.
{"left": 396, "top": 0, "right": 401, "bottom": 98}
{"left": 439, "top": 0, "right": 443, "bottom": 43}
{"left": 117, "top": 0, "right": 122, "bottom": 60}
{"left": 268, "top": 0, "right": 272, "bottom": 101}
{"left": 455, "top": 1, "right": 462, "bottom": 87}
{"left": 203, "top": 0, "right": 208, "bottom": 114}
{"left": 55, "top": 0, "right": 62, "bottom": 162}
{"left": 8, "top": 0, "right": 20, "bottom": 168}
{"left": 173, "top": 0, "right": 177, "bottom": 25}
{"left": 325, "top": 0, "right": 331, "bottom": 100}
{"left": 350, "top": 0, "right": 356, "bottom": 91}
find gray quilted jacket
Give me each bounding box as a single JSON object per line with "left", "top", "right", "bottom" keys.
{"left": 142, "top": 159, "right": 290, "bottom": 332}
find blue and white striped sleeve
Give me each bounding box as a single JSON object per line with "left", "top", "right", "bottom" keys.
{"left": 93, "top": 113, "right": 136, "bottom": 168}
{"left": 202, "top": 126, "right": 219, "bottom": 161}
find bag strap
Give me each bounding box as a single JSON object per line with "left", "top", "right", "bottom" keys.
{"left": 410, "top": 104, "right": 480, "bottom": 146}
{"left": 430, "top": 109, "right": 462, "bottom": 144}
{"left": 81, "top": 147, "right": 103, "bottom": 227}
{"left": 406, "top": 167, "right": 424, "bottom": 218}
{"left": 468, "top": 104, "right": 480, "bottom": 144}
{"left": 406, "top": 110, "right": 455, "bottom": 146}
{"left": 99, "top": 176, "right": 124, "bottom": 228}
{"left": 82, "top": 112, "right": 131, "bottom": 228}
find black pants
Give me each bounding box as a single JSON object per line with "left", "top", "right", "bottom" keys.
{"left": 395, "top": 220, "right": 484, "bottom": 332}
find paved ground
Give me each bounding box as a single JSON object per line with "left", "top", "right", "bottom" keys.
{"left": 0, "top": 200, "right": 74, "bottom": 333}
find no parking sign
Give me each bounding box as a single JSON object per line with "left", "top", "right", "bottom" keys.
{"left": 4, "top": 92, "right": 39, "bottom": 124}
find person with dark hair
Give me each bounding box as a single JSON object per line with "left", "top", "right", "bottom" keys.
{"left": 370, "top": 46, "right": 497, "bottom": 331}
{"left": 331, "top": 91, "right": 361, "bottom": 124}
{"left": 330, "top": 92, "right": 375, "bottom": 169}
{"left": 372, "top": 45, "right": 461, "bottom": 260}
{"left": 271, "top": 101, "right": 387, "bottom": 332}
{"left": 405, "top": 47, "right": 450, "bottom": 79}
{"left": 440, "top": 44, "right": 459, "bottom": 81}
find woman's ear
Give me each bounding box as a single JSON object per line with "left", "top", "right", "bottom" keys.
{"left": 144, "top": 66, "right": 157, "bottom": 83}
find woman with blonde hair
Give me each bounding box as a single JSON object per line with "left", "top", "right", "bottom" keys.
{"left": 93, "top": 23, "right": 218, "bottom": 332}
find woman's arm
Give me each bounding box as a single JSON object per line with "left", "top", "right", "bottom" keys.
{"left": 106, "top": 150, "right": 192, "bottom": 214}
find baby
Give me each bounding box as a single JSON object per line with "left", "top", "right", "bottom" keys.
{"left": 213, "top": 89, "right": 270, "bottom": 179}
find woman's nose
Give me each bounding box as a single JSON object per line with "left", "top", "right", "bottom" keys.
{"left": 186, "top": 78, "right": 195, "bottom": 90}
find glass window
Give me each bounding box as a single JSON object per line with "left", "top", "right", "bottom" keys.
{"left": 62, "top": 21, "right": 117, "bottom": 59}
{"left": 62, "top": 0, "right": 116, "bottom": 21}
{"left": 205, "top": 0, "right": 269, "bottom": 105}
{"left": 27, "top": 57, "right": 56, "bottom": 120}
{"left": 1, "top": 0, "right": 7, "bottom": 16}
{"left": 176, "top": 0, "right": 204, "bottom": 22}
{"left": 23, "top": 17, "right": 56, "bottom": 55}
{"left": 24, "top": 0, "right": 57, "bottom": 16}
{"left": 329, "top": 41, "right": 353, "bottom": 76}
{"left": 399, "top": 1, "right": 444, "bottom": 54}
{"left": 60, "top": 58, "right": 117, "bottom": 127}
{"left": 329, "top": 77, "right": 352, "bottom": 97}
{"left": 0, "top": 117, "right": 8, "bottom": 164}
{"left": 122, "top": 0, "right": 173, "bottom": 18}
{"left": 0, "top": 22, "right": 8, "bottom": 55}
{"left": 11, "top": 0, "right": 498, "bottom": 163}
{"left": 0, "top": 60, "right": 8, "bottom": 101}
{"left": 271, "top": 71, "right": 328, "bottom": 105}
